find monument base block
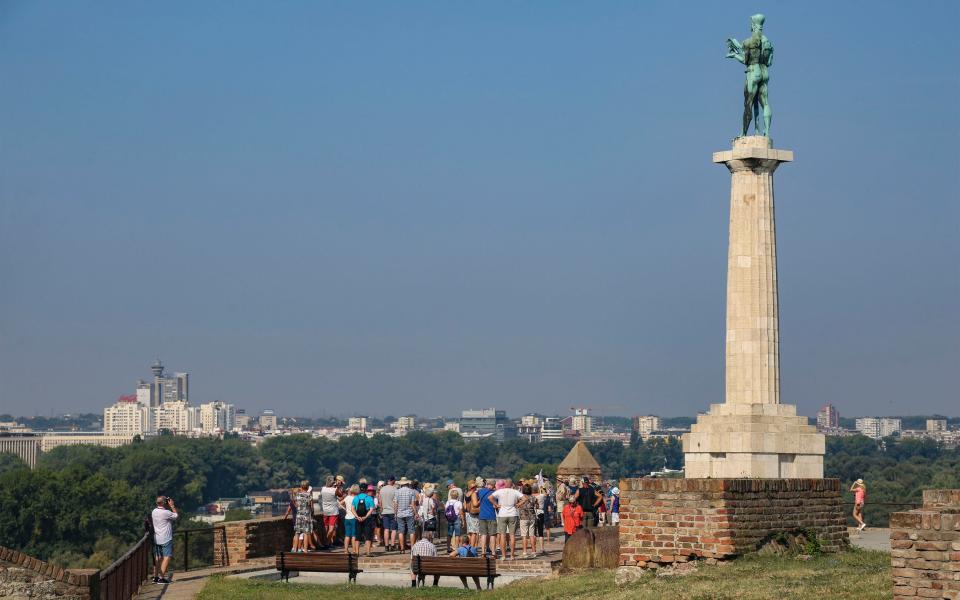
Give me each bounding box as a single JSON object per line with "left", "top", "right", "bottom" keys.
{"left": 683, "top": 403, "right": 825, "bottom": 478}
{"left": 617, "top": 478, "right": 848, "bottom": 567}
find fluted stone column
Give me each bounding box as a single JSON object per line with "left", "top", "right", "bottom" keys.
{"left": 717, "top": 136, "right": 790, "bottom": 405}
{"left": 682, "top": 136, "right": 824, "bottom": 479}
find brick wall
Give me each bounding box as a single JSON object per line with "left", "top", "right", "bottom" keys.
{"left": 889, "top": 489, "right": 960, "bottom": 600}
{"left": 0, "top": 546, "right": 98, "bottom": 599}
{"left": 214, "top": 517, "right": 293, "bottom": 566}
{"left": 618, "top": 478, "right": 847, "bottom": 567}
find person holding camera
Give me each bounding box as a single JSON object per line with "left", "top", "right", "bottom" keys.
{"left": 151, "top": 496, "right": 179, "bottom": 584}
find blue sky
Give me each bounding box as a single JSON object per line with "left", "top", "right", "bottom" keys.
{"left": 1, "top": 1, "right": 957, "bottom": 419}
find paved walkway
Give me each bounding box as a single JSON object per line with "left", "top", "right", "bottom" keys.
{"left": 134, "top": 558, "right": 273, "bottom": 600}
{"left": 847, "top": 527, "right": 890, "bottom": 552}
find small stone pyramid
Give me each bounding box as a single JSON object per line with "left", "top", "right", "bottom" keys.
{"left": 557, "top": 440, "right": 603, "bottom": 482}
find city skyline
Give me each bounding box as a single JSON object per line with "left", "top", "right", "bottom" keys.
{"left": 2, "top": 2, "right": 958, "bottom": 418}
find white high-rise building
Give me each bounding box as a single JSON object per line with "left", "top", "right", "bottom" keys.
{"left": 348, "top": 417, "right": 368, "bottom": 432}
{"left": 259, "top": 410, "right": 278, "bottom": 431}
{"left": 571, "top": 408, "right": 592, "bottom": 434}
{"left": 816, "top": 404, "right": 840, "bottom": 431}
{"left": 633, "top": 415, "right": 661, "bottom": 439}
{"left": 155, "top": 401, "right": 192, "bottom": 433}
{"left": 104, "top": 397, "right": 152, "bottom": 436}
{"left": 200, "top": 401, "right": 236, "bottom": 433}
{"left": 927, "top": 419, "right": 947, "bottom": 432}
{"left": 136, "top": 380, "right": 155, "bottom": 408}
{"left": 855, "top": 417, "right": 902, "bottom": 440}
{"left": 394, "top": 416, "right": 416, "bottom": 431}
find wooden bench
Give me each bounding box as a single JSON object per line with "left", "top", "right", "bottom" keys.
{"left": 413, "top": 556, "right": 499, "bottom": 589}
{"left": 275, "top": 552, "right": 362, "bottom": 583}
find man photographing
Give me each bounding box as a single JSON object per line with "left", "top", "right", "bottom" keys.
{"left": 151, "top": 496, "right": 179, "bottom": 584}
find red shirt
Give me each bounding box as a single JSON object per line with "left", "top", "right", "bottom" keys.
{"left": 563, "top": 503, "right": 583, "bottom": 535}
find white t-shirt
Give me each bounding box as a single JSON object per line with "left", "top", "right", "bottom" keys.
{"left": 344, "top": 494, "right": 357, "bottom": 520}
{"left": 533, "top": 493, "right": 547, "bottom": 515}
{"left": 319, "top": 486, "right": 340, "bottom": 516}
{"left": 491, "top": 488, "right": 523, "bottom": 518}
{"left": 419, "top": 495, "right": 436, "bottom": 521}
{"left": 151, "top": 507, "right": 179, "bottom": 545}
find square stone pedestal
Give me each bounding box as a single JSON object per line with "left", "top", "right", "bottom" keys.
{"left": 683, "top": 402, "right": 825, "bottom": 478}
{"left": 618, "top": 478, "right": 848, "bottom": 567}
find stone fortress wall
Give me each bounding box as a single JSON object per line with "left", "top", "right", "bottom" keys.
{"left": 0, "top": 546, "right": 99, "bottom": 600}
{"left": 889, "top": 489, "right": 960, "bottom": 600}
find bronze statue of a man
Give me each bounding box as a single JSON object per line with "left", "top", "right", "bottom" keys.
{"left": 726, "top": 14, "right": 774, "bottom": 137}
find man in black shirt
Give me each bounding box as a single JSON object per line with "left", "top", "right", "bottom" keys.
{"left": 571, "top": 477, "right": 602, "bottom": 529}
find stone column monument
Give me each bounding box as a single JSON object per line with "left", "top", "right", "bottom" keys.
{"left": 617, "top": 18, "right": 846, "bottom": 570}
{"left": 682, "top": 135, "right": 824, "bottom": 479}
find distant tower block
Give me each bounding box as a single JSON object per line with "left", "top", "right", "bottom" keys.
{"left": 151, "top": 358, "right": 165, "bottom": 378}
{"left": 683, "top": 136, "right": 824, "bottom": 478}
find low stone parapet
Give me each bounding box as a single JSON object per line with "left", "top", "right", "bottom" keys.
{"left": 0, "top": 546, "right": 99, "bottom": 599}
{"left": 618, "top": 478, "right": 847, "bottom": 567}
{"left": 214, "top": 516, "right": 293, "bottom": 566}
{"left": 889, "top": 489, "right": 960, "bottom": 600}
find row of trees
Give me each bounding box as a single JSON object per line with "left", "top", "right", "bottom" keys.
{"left": 1, "top": 431, "right": 956, "bottom": 568}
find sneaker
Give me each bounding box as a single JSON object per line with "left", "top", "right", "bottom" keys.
{"left": 152, "top": 577, "right": 160, "bottom": 584}
{"left": 157, "top": 578, "right": 171, "bottom": 585}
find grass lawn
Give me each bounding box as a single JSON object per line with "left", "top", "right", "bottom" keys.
{"left": 198, "top": 549, "right": 891, "bottom": 600}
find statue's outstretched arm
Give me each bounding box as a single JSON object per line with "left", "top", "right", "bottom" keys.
{"left": 726, "top": 38, "right": 745, "bottom": 63}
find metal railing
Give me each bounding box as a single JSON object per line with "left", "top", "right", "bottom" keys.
{"left": 171, "top": 526, "right": 227, "bottom": 573}
{"left": 99, "top": 533, "right": 150, "bottom": 600}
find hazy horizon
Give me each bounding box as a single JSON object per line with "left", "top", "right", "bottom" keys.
{"left": 2, "top": 2, "right": 958, "bottom": 419}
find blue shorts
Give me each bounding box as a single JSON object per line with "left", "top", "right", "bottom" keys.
{"left": 381, "top": 514, "right": 397, "bottom": 531}
{"left": 396, "top": 515, "right": 415, "bottom": 535}
{"left": 155, "top": 540, "right": 173, "bottom": 558}
{"left": 344, "top": 519, "right": 357, "bottom": 538}
{"left": 447, "top": 521, "right": 462, "bottom": 538}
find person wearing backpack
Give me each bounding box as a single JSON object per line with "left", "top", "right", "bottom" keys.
{"left": 448, "top": 534, "right": 482, "bottom": 590}
{"left": 353, "top": 484, "right": 376, "bottom": 557}
{"left": 144, "top": 511, "right": 161, "bottom": 584}
{"left": 444, "top": 489, "right": 465, "bottom": 553}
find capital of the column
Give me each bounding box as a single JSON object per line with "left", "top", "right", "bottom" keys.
{"left": 713, "top": 135, "right": 793, "bottom": 174}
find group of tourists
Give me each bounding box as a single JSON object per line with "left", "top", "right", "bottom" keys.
{"left": 283, "top": 473, "right": 621, "bottom": 561}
